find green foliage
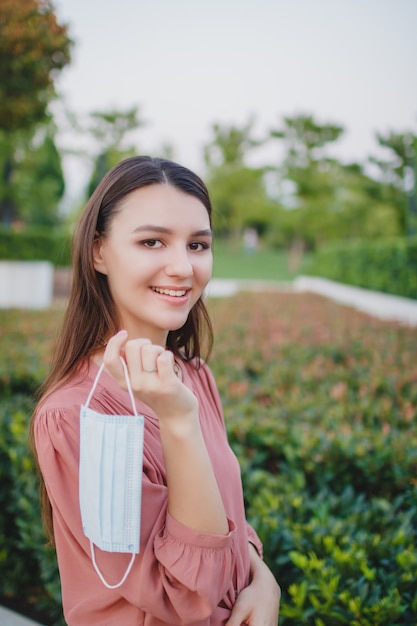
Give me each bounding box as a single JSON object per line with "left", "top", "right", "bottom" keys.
{"left": 0, "top": 0, "right": 72, "bottom": 227}
{"left": 0, "top": 307, "right": 61, "bottom": 395}
{"left": 204, "top": 119, "right": 262, "bottom": 167}
{"left": 1, "top": 292, "right": 416, "bottom": 624}
{"left": 0, "top": 228, "right": 71, "bottom": 265}
{"left": 209, "top": 292, "right": 417, "bottom": 625}
{"left": 268, "top": 115, "right": 407, "bottom": 247}
{"left": 270, "top": 114, "right": 344, "bottom": 167}
{"left": 308, "top": 237, "right": 417, "bottom": 299}
{"left": 87, "top": 145, "right": 137, "bottom": 198}
{"left": 0, "top": 306, "right": 64, "bottom": 621}
{"left": 0, "top": 0, "right": 72, "bottom": 133}
{"left": 207, "top": 165, "right": 280, "bottom": 235}
{"left": 7, "top": 129, "right": 66, "bottom": 227}
{"left": 371, "top": 131, "right": 417, "bottom": 236}
{"left": 85, "top": 106, "right": 143, "bottom": 197}
{"left": 204, "top": 118, "right": 276, "bottom": 235}
{"left": 0, "top": 394, "right": 63, "bottom": 624}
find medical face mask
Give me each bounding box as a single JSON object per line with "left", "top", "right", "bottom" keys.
{"left": 79, "top": 358, "right": 144, "bottom": 589}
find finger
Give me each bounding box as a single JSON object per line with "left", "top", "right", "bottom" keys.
{"left": 124, "top": 338, "right": 152, "bottom": 378}
{"left": 155, "top": 350, "right": 176, "bottom": 378}
{"left": 124, "top": 338, "right": 151, "bottom": 362}
{"left": 102, "top": 330, "right": 128, "bottom": 378}
{"left": 140, "top": 343, "right": 165, "bottom": 374}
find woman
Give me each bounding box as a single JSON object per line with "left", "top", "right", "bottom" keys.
{"left": 32, "top": 156, "right": 280, "bottom": 625}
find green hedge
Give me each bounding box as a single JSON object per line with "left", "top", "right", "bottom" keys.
{"left": 0, "top": 395, "right": 63, "bottom": 625}
{"left": 1, "top": 293, "right": 416, "bottom": 625}
{"left": 0, "top": 307, "right": 65, "bottom": 623}
{"left": 307, "top": 237, "right": 417, "bottom": 300}
{"left": 0, "top": 228, "right": 71, "bottom": 266}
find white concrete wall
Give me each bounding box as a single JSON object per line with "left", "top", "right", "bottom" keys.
{"left": 0, "top": 261, "right": 53, "bottom": 309}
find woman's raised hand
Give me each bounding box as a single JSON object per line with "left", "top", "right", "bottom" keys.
{"left": 102, "top": 330, "right": 198, "bottom": 422}
{"left": 102, "top": 329, "right": 229, "bottom": 536}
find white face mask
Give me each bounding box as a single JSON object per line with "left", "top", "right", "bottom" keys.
{"left": 79, "top": 358, "right": 144, "bottom": 589}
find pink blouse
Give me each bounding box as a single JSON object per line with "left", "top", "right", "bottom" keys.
{"left": 34, "top": 358, "right": 263, "bottom": 626}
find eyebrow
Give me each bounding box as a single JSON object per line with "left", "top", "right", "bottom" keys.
{"left": 132, "top": 225, "right": 213, "bottom": 237}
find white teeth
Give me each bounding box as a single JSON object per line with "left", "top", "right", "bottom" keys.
{"left": 152, "top": 287, "right": 187, "bottom": 297}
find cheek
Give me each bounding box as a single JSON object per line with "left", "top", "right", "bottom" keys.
{"left": 106, "top": 248, "right": 144, "bottom": 278}
{"left": 197, "top": 257, "right": 213, "bottom": 285}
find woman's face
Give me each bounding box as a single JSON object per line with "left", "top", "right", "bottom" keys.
{"left": 93, "top": 183, "right": 213, "bottom": 345}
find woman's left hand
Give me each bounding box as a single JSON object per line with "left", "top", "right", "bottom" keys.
{"left": 226, "top": 543, "right": 280, "bottom": 626}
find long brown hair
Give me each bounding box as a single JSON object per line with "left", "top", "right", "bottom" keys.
{"left": 31, "top": 156, "right": 214, "bottom": 541}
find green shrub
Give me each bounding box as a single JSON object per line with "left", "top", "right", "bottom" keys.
{"left": 0, "top": 228, "right": 71, "bottom": 266}
{"left": 0, "top": 395, "right": 63, "bottom": 625}
{"left": 209, "top": 292, "right": 417, "bottom": 625}
{"left": 0, "top": 308, "right": 62, "bottom": 395}
{"left": 307, "top": 237, "right": 417, "bottom": 299}
{"left": 1, "top": 292, "right": 416, "bottom": 624}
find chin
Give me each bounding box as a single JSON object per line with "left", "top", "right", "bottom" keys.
{"left": 167, "top": 319, "right": 189, "bottom": 332}
{"left": 156, "top": 313, "right": 191, "bottom": 333}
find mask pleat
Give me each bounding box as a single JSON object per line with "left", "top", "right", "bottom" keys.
{"left": 101, "top": 419, "right": 117, "bottom": 546}
{"left": 111, "top": 420, "right": 128, "bottom": 547}
{"left": 79, "top": 408, "right": 106, "bottom": 543}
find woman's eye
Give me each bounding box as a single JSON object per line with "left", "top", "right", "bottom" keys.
{"left": 189, "top": 241, "right": 209, "bottom": 251}
{"left": 143, "top": 239, "right": 163, "bottom": 248}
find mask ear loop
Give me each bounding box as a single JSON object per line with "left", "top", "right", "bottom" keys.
{"left": 90, "top": 543, "right": 136, "bottom": 590}
{"left": 86, "top": 358, "right": 138, "bottom": 416}
{"left": 85, "top": 356, "right": 139, "bottom": 589}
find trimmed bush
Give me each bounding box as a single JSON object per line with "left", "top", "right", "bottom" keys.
{"left": 1, "top": 292, "right": 416, "bottom": 624}
{"left": 0, "top": 228, "right": 71, "bottom": 267}
{"left": 307, "top": 237, "right": 417, "bottom": 300}
{"left": 210, "top": 292, "right": 417, "bottom": 625}
{"left": 0, "top": 395, "right": 63, "bottom": 625}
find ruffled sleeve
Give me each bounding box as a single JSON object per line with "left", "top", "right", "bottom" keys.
{"left": 148, "top": 514, "right": 237, "bottom": 622}
{"left": 246, "top": 521, "right": 263, "bottom": 559}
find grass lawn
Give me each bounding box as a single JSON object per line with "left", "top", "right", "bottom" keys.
{"left": 212, "top": 239, "right": 312, "bottom": 281}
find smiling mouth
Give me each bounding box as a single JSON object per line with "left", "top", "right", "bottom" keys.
{"left": 151, "top": 287, "right": 189, "bottom": 297}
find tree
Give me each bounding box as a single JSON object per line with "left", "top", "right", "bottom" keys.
{"left": 269, "top": 114, "right": 404, "bottom": 248}
{"left": 270, "top": 114, "right": 344, "bottom": 170}
{"left": 268, "top": 114, "right": 345, "bottom": 247}
{"left": 204, "top": 119, "right": 277, "bottom": 236}
{"left": 13, "top": 127, "right": 66, "bottom": 226}
{"left": 85, "top": 106, "right": 144, "bottom": 197}
{"left": 0, "top": 0, "right": 72, "bottom": 225}
{"left": 270, "top": 114, "right": 344, "bottom": 205}
{"left": 0, "top": 0, "right": 72, "bottom": 132}
{"left": 204, "top": 119, "right": 261, "bottom": 168}
{"left": 370, "top": 130, "right": 417, "bottom": 235}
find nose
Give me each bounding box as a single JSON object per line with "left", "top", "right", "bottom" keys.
{"left": 165, "top": 246, "right": 193, "bottom": 278}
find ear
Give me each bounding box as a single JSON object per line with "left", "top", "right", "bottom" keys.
{"left": 92, "top": 236, "right": 108, "bottom": 275}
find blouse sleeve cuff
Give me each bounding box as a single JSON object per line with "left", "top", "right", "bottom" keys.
{"left": 161, "top": 513, "right": 236, "bottom": 549}
{"left": 246, "top": 522, "right": 264, "bottom": 559}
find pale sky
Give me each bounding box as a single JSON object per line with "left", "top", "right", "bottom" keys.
{"left": 52, "top": 0, "right": 417, "bottom": 201}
